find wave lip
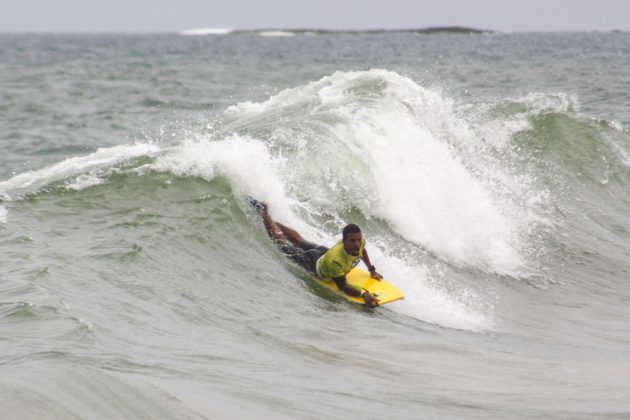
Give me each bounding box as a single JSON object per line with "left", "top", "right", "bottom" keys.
{"left": 0, "top": 142, "right": 160, "bottom": 199}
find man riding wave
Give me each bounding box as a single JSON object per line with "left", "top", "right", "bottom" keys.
{"left": 252, "top": 200, "right": 382, "bottom": 307}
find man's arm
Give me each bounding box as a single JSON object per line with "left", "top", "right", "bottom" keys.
{"left": 332, "top": 276, "right": 380, "bottom": 308}
{"left": 361, "top": 248, "right": 383, "bottom": 280}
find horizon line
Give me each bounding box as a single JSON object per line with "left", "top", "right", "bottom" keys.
{"left": 1, "top": 26, "right": 628, "bottom": 35}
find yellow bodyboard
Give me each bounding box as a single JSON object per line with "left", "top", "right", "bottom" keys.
{"left": 316, "top": 267, "right": 404, "bottom": 305}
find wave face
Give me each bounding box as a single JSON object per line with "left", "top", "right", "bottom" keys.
{"left": 221, "top": 69, "right": 549, "bottom": 275}
{"left": 2, "top": 33, "right": 630, "bottom": 419}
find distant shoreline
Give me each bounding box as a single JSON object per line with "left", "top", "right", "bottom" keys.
{"left": 180, "top": 26, "right": 492, "bottom": 36}
{"left": 241, "top": 26, "right": 490, "bottom": 34}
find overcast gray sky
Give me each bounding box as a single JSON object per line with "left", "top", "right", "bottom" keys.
{"left": 2, "top": 0, "right": 630, "bottom": 33}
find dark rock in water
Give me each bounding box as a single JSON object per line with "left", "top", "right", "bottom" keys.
{"left": 230, "top": 26, "right": 492, "bottom": 35}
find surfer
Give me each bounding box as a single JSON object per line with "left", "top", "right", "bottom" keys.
{"left": 251, "top": 199, "right": 382, "bottom": 307}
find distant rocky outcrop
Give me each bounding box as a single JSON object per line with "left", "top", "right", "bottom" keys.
{"left": 180, "top": 27, "right": 492, "bottom": 36}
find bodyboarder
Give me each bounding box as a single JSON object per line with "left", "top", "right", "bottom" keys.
{"left": 251, "top": 200, "right": 382, "bottom": 307}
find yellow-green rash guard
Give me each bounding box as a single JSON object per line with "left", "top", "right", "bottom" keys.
{"left": 316, "top": 238, "right": 365, "bottom": 279}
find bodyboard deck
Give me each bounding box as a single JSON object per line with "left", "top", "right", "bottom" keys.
{"left": 317, "top": 267, "right": 404, "bottom": 305}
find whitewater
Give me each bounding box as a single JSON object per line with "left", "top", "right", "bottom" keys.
{"left": 1, "top": 32, "right": 630, "bottom": 419}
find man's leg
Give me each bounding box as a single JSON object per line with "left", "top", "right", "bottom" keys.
{"left": 253, "top": 201, "right": 326, "bottom": 275}
{"left": 256, "top": 203, "right": 289, "bottom": 246}
{"left": 254, "top": 201, "right": 307, "bottom": 247}
{"left": 275, "top": 222, "right": 306, "bottom": 246}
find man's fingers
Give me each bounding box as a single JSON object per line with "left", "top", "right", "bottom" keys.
{"left": 366, "top": 294, "right": 380, "bottom": 307}
{"left": 371, "top": 271, "right": 383, "bottom": 280}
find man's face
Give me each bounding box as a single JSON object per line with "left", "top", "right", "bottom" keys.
{"left": 343, "top": 232, "right": 363, "bottom": 256}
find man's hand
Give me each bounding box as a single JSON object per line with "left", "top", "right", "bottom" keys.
{"left": 369, "top": 269, "right": 383, "bottom": 280}
{"left": 362, "top": 291, "right": 380, "bottom": 308}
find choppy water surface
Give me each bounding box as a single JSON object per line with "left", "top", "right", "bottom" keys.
{"left": 1, "top": 32, "right": 630, "bottom": 419}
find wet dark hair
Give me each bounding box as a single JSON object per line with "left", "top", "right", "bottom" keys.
{"left": 342, "top": 224, "right": 362, "bottom": 240}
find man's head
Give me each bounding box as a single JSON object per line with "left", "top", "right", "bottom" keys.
{"left": 342, "top": 224, "right": 363, "bottom": 256}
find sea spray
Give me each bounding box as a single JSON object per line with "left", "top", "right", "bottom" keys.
{"left": 221, "top": 70, "right": 547, "bottom": 276}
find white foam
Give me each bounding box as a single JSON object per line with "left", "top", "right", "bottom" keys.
{"left": 608, "top": 120, "right": 624, "bottom": 132}
{"left": 517, "top": 92, "right": 579, "bottom": 113}
{"left": 178, "top": 28, "right": 233, "bottom": 36}
{"left": 390, "top": 276, "right": 492, "bottom": 332}
{"left": 0, "top": 142, "right": 160, "bottom": 198}
{"left": 474, "top": 118, "right": 532, "bottom": 151}
{"left": 369, "top": 246, "right": 493, "bottom": 331}
{"left": 358, "top": 75, "right": 524, "bottom": 273}
{"left": 65, "top": 174, "right": 106, "bottom": 191}
{"left": 0, "top": 205, "right": 7, "bottom": 224}
{"left": 258, "top": 30, "right": 295, "bottom": 37}
{"left": 143, "top": 136, "right": 300, "bottom": 224}
{"left": 225, "top": 69, "right": 539, "bottom": 275}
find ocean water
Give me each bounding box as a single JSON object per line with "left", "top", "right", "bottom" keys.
{"left": 1, "top": 31, "right": 630, "bottom": 419}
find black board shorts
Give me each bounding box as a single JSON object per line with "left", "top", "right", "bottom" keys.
{"left": 280, "top": 241, "right": 329, "bottom": 275}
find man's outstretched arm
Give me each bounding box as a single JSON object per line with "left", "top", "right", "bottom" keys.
{"left": 332, "top": 276, "right": 380, "bottom": 308}
{"left": 361, "top": 248, "right": 383, "bottom": 280}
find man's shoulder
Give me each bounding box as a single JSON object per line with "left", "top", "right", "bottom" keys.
{"left": 324, "top": 240, "right": 344, "bottom": 254}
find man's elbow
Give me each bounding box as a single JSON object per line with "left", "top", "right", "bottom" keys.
{"left": 332, "top": 277, "right": 346, "bottom": 290}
